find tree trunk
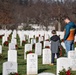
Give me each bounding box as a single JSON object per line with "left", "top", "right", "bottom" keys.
{"left": 58, "top": 21, "right": 61, "bottom": 31}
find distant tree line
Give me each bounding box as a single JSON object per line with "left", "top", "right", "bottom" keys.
{"left": 0, "top": 0, "right": 76, "bottom": 30}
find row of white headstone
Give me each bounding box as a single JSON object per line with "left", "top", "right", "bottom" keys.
{"left": 2, "top": 30, "right": 76, "bottom": 46}
{"left": 0, "top": 30, "right": 17, "bottom": 75}
{"left": 0, "top": 30, "right": 71, "bottom": 49}
{"left": 2, "top": 41, "right": 51, "bottom": 75}
{"left": 3, "top": 49, "right": 51, "bottom": 75}
{"left": 1, "top": 30, "right": 76, "bottom": 75}
{"left": 3, "top": 50, "right": 76, "bottom": 75}
{"left": 24, "top": 41, "right": 50, "bottom": 58}
{"left": 2, "top": 30, "right": 12, "bottom": 45}
{"left": 3, "top": 49, "right": 38, "bottom": 75}
{"left": 24, "top": 43, "right": 51, "bottom": 63}
{"left": 57, "top": 50, "right": 76, "bottom": 75}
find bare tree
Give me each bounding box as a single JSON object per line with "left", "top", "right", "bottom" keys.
{"left": 0, "top": 0, "right": 76, "bottom": 30}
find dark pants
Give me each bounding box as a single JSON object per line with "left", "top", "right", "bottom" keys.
{"left": 51, "top": 53, "right": 59, "bottom": 63}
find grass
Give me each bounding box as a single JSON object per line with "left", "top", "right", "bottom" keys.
{"left": 0, "top": 34, "right": 76, "bottom": 75}
{"left": 0, "top": 45, "right": 56, "bottom": 75}
{"left": 16, "top": 45, "right": 57, "bottom": 75}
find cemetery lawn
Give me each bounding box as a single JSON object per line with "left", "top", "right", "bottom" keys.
{"left": 0, "top": 45, "right": 56, "bottom": 75}
{"left": 0, "top": 35, "right": 76, "bottom": 75}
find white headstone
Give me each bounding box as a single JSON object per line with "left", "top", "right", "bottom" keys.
{"left": 0, "top": 45, "right": 2, "bottom": 54}
{"left": 57, "top": 57, "right": 76, "bottom": 75}
{"left": 68, "top": 51, "right": 76, "bottom": 59}
{"left": 39, "top": 36, "right": 43, "bottom": 42}
{"left": 20, "top": 34, "right": 25, "bottom": 46}
{"left": 12, "top": 30, "right": 16, "bottom": 39}
{"left": 44, "top": 41, "right": 50, "bottom": 48}
{"left": 70, "top": 59, "right": 76, "bottom": 70}
{"left": 57, "top": 57, "right": 70, "bottom": 75}
{"left": 74, "top": 35, "right": 76, "bottom": 42}
{"left": 35, "top": 32, "right": 39, "bottom": 38}
{"left": 8, "top": 50, "right": 17, "bottom": 62}
{"left": 3, "top": 61, "right": 17, "bottom": 75}
{"left": 24, "top": 44, "right": 32, "bottom": 59}
{"left": 25, "top": 44, "right": 32, "bottom": 52}
{"left": 56, "top": 31, "right": 64, "bottom": 40}
{"left": 27, "top": 53, "right": 38, "bottom": 75}
{"left": 29, "top": 34, "right": 34, "bottom": 39}
{"left": 11, "top": 38, "right": 17, "bottom": 45}
{"left": 28, "top": 38, "right": 30, "bottom": 43}
{"left": 2, "top": 36, "right": 8, "bottom": 45}
{"left": 75, "top": 47, "right": 76, "bottom": 51}
{"left": 31, "top": 38, "right": 36, "bottom": 45}
{"left": 35, "top": 43, "right": 42, "bottom": 55}
{"left": 61, "top": 42, "right": 66, "bottom": 49}
{"left": 44, "top": 33, "right": 49, "bottom": 40}
{"left": 9, "top": 43, "right": 16, "bottom": 50}
{"left": 42, "top": 49, "right": 51, "bottom": 64}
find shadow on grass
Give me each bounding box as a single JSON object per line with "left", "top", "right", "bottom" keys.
{"left": 4, "top": 57, "right": 7, "bottom": 60}
{"left": 38, "top": 68, "right": 48, "bottom": 73}
{"left": 18, "top": 62, "right": 26, "bottom": 65}
{"left": 18, "top": 47, "right": 23, "bottom": 49}
{"left": 18, "top": 54, "right": 22, "bottom": 56}
{"left": 18, "top": 46, "right": 24, "bottom": 49}
{"left": 0, "top": 73, "right": 2, "bottom": 75}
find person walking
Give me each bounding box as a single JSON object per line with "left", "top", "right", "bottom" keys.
{"left": 63, "top": 16, "right": 76, "bottom": 56}
{"left": 50, "top": 30, "right": 62, "bottom": 65}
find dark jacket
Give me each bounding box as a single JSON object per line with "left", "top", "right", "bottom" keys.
{"left": 50, "top": 35, "right": 61, "bottom": 53}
